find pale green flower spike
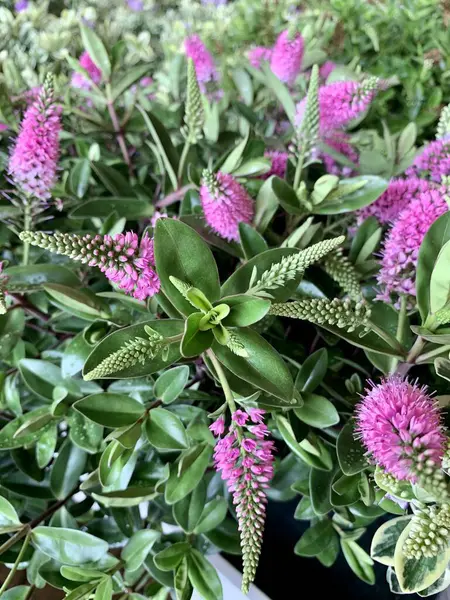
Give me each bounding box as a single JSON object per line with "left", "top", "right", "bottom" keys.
{"left": 323, "top": 248, "right": 362, "bottom": 301}
{"left": 182, "top": 58, "right": 205, "bottom": 144}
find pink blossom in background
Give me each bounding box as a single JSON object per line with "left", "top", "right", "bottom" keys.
{"left": 296, "top": 79, "right": 379, "bottom": 133}
{"left": 71, "top": 51, "right": 102, "bottom": 91}
{"left": 0, "top": 124, "right": 8, "bottom": 132}
{"left": 321, "top": 133, "right": 359, "bottom": 177}
{"left": 319, "top": 61, "right": 337, "bottom": 81}
{"left": 270, "top": 30, "right": 304, "bottom": 84}
{"left": 263, "top": 150, "right": 289, "bottom": 179}
{"left": 15, "top": 0, "right": 28, "bottom": 11}
{"left": 9, "top": 84, "right": 61, "bottom": 201}
{"left": 406, "top": 137, "right": 450, "bottom": 182}
{"left": 184, "top": 35, "right": 218, "bottom": 93}
{"left": 357, "top": 177, "right": 434, "bottom": 225}
{"left": 200, "top": 171, "right": 254, "bottom": 242}
{"left": 377, "top": 188, "right": 447, "bottom": 304}
{"left": 356, "top": 377, "right": 445, "bottom": 482}
{"left": 127, "top": 0, "right": 144, "bottom": 9}
{"left": 248, "top": 46, "right": 272, "bottom": 69}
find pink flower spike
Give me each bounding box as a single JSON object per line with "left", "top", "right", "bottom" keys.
{"left": 184, "top": 35, "right": 218, "bottom": 93}
{"left": 200, "top": 170, "right": 254, "bottom": 242}
{"left": 9, "top": 80, "right": 61, "bottom": 201}
{"left": 232, "top": 410, "right": 249, "bottom": 426}
{"left": 71, "top": 51, "right": 102, "bottom": 90}
{"left": 263, "top": 150, "right": 289, "bottom": 179}
{"left": 356, "top": 377, "right": 445, "bottom": 482}
{"left": 242, "top": 438, "right": 257, "bottom": 452}
{"left": 250, "top": 424, "right": 269, "bottom": 439}
{"left": 270, "top": 30, "right": 304, "bottom": 85}
{"left": 406, "top": 137, "right": 450, "bottom": 182}
{"left": 248, "top": 46, "right": 272, "bottom": 69}
{"left": 246, "top": 407, "right": 266, "bottom": 423}
{"left": 209, "top": 415, "right": 226, "bottom": 436}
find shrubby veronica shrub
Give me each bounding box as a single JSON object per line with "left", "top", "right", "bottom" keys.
{"left": 1, "top": 1, "right": 450, "bottom": 599}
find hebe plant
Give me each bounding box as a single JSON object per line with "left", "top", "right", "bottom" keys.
{"left": 1, "top": 4, "right": 450, "bottom": 600}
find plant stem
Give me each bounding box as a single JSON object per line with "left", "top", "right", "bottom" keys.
{"left": 155, "top": 184, "right": 195, "bottom": 208}
{"left": 389, "top": 296, "right": 408, "bottom": 374}
{"left": 106, "top": 84, "right": 133, "bottom": 176}
{"left": 22, "top": 202, "right": 32, "bottom": 266}
{"left": 368, "top": 321, "right": 407, "bottom": 356}
{"left": 177, "top": 140, "right": 190, "bottom": 183}
{"left": 293, "top": 147, "right": 305, "bottom": 191}
{"left": 0, "top": 529, "right": 31, "bottom": 595}
{"left": 416, "top": 344, "right": 450, "bottom": 364}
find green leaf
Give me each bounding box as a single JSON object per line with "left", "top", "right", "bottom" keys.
{"left": 194, "top": 498, "right": 228, "bottom": 534}
{"left": 19, "top": 359, "right": 65, "bottom": 402}
{"left": 429, "top": 239, "right": 450, "bottom": 314}
{"left": 69, "top": 411, "right": 103, "bottom": 454}
{"left": 70, "top": 197, "right": 152, "bottom": 220}
{"left": 60, "top": 565, "right": 104, "bottom": 582}
{"left": 173, "top": 480, "right": 206, "bottom": 533}
{"left": 294, "top": 520, "right": 335, "bottom": 556}
{"left": 83, "top": 320, "right": 184, "bottom": 379}
{"left": 309, "top": 467, "right": 334, "bottom": 515}
{"left": 74, "top": 393, "right": 145, "bottom": 427}
{"left": 32, "top": 527, "right": 109, "bottom": 566}
{"left": 139, "top": 108, "right": 179, "bottom": 190}
{"left": 254, "top": 176, "right": 279, "bottom": 233}
{"left": 62, "top": 332, "right": 93, "bottom": 378}
{"left": 262, "top": 64, "right": 295, "bottom": 124}
{"left": 165, "top": 443, "right": 212, "bottom": 504}
{"left": 213, "top": 328, "right": 294, "bottom": 404}
{"left": 1, "top": 588, "right": 31, "bottom": 600}
{"left": 91, "top": 163, "right": 135, "bottom": 196}
{"left": 341, "top": 539, "right": 375, "bottom": 585}
{"left": 294, "top": 496, "right": 316, "bottom": 520}
{"left": 221, "top": 295, "right": 271, "bottom": 327}
{"left": 111, "top": 64, "right": 150, "bottom": 100}
{"left": 70, "top": 159, "right": 91, "bottom": 199}
{"left": 205, "top": 518, "right": 241, "bottom": 555}
{"left": 233, "top": 158, "right": 271, "bottom": 177}
{"left": 435, "top": 357, "right": 450, "bottom": 382}
{"left": 4, "top": 264, "right": 79, "bottom": 293}
{"left": 231, "top": 68, "right": 253, "bottom": 105}
{"left": 239, "top": 222, "right": 269, "bottom": 259}
{"left": 0, "top": 408, "right": 53, "bottom": 450}
{"left": 154, "top": 542, "right": 191, "bottom": 572}
{"left": 221, "top": 248, "right": 303, "bottom": 302}
{"left": 294, "top": 393, "right": 339, "bottom": 428}
{"left": 220, "top": 132, "right": 249, "bottom": 173}
{"left": 336, "top": 421, "right": 367, "bottom": 476}
{"left": 272, "top": 176, "right": 305, "bottom": 215}
{"left": 0, "top": 495, "right": 21, "bottom": 533}
{"left": 121, "top": 529, "right": 160, "bottom": 571}
{"left": 317, "top": 532, "right": 340, "bottom": 567}
{"left": 92, "top": 486, "right": 157, "bottom": 507}
{"left": 295, "top": 348, "right": 328, "bottom": 393}
{"left": 145, "top": 408, "right": 189, "bottom": 450}
{"left": 181, "top": 312, "right": 214, "bottom": 358}
{"left": 80, "top": 24, "right": 110, "bottom": 79}
{"left": 175, "top": 557, "right": 193, "bottom": 600}
{"left": 154, "top": 366, "right": 189, "bottom": 404}
{"left": 370, "top": 516, "right": 412, "bottom": 566}
{"left": 50, "top": 440, "right": 86, "bottom": 499}
{"left": 417, "top": 212, "right": 450, "bottom": 321}
{"left": 187, "top": 549, "right": 223, "bottom": 600}
{"left": 95, "top": 577, "right": 113, "bottom": 600}
{"left": 275, "top": 414, "right": 332, "bottom": 471}
{"left": 394, "top": 520, "right": 450, "bottom": 593}
{"left": 313, "top": 176, "right": 388, "bottom": 215}
{"left": 155, "top": 219, "right": 220, "bottom": 317}
{"left": 44, "top": 284, "right": 110, "bottom": 321}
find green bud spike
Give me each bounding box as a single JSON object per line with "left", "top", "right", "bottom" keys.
{"left": 249, "top": 236, "right": 345, "bottom": 295}
{"left": 322, "top": 248, "right": 362, "bottom": 301}
{"left": 182, "top": 59, "right": 205, "bottom": 144}
{"left": 437, "top": 104, "right": 450, "bottom": 139}
{"left": 269, "top": 298, "right": 371, "bottom": 332}
{"left": 84, "top": 333, "right": 164, "bottom": 380}
{"left": 0, "top": 289, "right": 6, "bottom": 315}
{"left": 295, "top": 64, "right": 319, "bottom": 158}
{"left": 403, "top": 504, "right": 450, "bottom": 559}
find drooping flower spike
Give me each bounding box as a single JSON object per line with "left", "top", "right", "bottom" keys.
{"left": 210, "top": 407, "right": 275, "bottom": 593}
{"left": 9, "top": 75, "right": 61, "bottom": 202}
{"left": 200, "top": 170, "right": 254, "bottom": 242}
{"left": 270, "top": 29, "right": 304, "bottom": 85}
{"left": 19, "top": 230, "right": 160, "bottom": 301}
{"left": 356, "top": 377, "right": 445, "bottom": 483}
{"left": 377, "top": 188, "right": 447, "bottom": 305}
{"left": 71, "top": 51, "right": 102, "bottom": 91}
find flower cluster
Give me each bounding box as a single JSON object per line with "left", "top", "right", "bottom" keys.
{"left": 263, "top": 150, "right": 289, "bottom": 179}
{"left": 184, "top": 35, "right": 218, "bottom": 93}
{"left": 19, "top": 230, "right": 160, "bottom": 301}
{"left": 200, "top": 170, "right": 254, "bottom": 241}
{"left": 377, "top": 188, "right": 447, "bottom": 304}
{"left": 248, "top": 46, "right": 272, "bottom": 68}
{"left": 9, "top": 78, "right": 61, "bottom": 202}
{"left": 269, "top": 30, "right": 304, "bottom": 85}
{"left": 406, "top": 137, "right": 450, "bottom": 182}
{"left": 356, "top": 377, "right": 445, "bottom": 482}
{"left": 71, "top": 51, "right": 102, "bottom": 91}
{"left": 210, "top": 408, "right": 275, "bottom": 593}
{"left": 320, "top": 133, "right": 359, "bottom": 177}
{"left": 358, "top": 177, "right": 434, "bottom": 224}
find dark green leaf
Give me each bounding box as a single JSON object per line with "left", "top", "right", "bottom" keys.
{"left": 309, "top": 467, "right": 334, "bottom": 515}
{"left": 50, "top": 440, "right": 87, "bottom": 499}
{"left": 239, "top": 222, "right": 269, "bottom": 259}
{"left": 294, "top": 393, "right": 339, "bottom": 428}
{"left": 187, "top": 549, "right": 223, "bottom": 600}
{"left": 337, "top": 421, "right": 367, "bottom": 476}
{"left": 221, "top": 295, "right": 271, "bottom": 328}
{"left": 294, "top": 520, "right": 335, "bottom": 557}
{"left": 173, "top": 480, "right": 206, "bottom": 533}
{"left": 295, "top": 348, "right": 328, "bottom": 393}
{"left": 154, "top": 542, "right": 191, "bottom": 572}
{"left": 121, "top": 529, "right": 160, "bottom": 571}
{"left": 74, "top": 393, "right": 144, "bottom": 427}
{"left": 154, "top": 366, "right": 189, "bottom": 404}
{"left": 145, "top": 408, "right": 188, "bottom": 450}
{"left": 165, "top": 444, "right": 212, "bottom": 504}
{"left": 32, "top": 527, "right": 108, "bottom": 566}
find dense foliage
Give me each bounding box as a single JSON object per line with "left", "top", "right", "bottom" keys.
{"left": 1, "top": 1, "right": 450, "bottom": 599}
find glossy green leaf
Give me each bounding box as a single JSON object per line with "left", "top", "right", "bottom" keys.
{"left": 212, "top": 329, "right": 294, "bottom": 404}
{"left": 187, "top": 549, "right": 223, "bottom": 600}
{"left": 70, "top": 159, "right": 91, "bottom": 198}
{"left": 69, "top": 411, "right": 103, "bottom": 454}
{"left": 173, "top": 480, "right": 207, "bottom": 533}
{"left": 165, "top": 443, "right": 212, "bottom": 504}
{"left": 155, "top": 219, "right": 220, "bottom": 316}
{"left": 139, "top": 108, "right": 179, "bottom": 190}
{"left": 44, "top": 284, "right": 110, "bottom": 321}
{"left": 70, "top": 197, "right": 152, "bottom": 219}
{"left": 239, "top": 222, "right": 269, "bottom": 259}
{"left": 94, "top": 577, "right": 113, "bottom": 600}
{"left": 430, "top": 239, "right": 450, "bottom": 314}
{"left": 370, "top": 516, "right": 411, "bottom": 566}
{"left": 309, "top": 467, "right": 334, "bottom": 515}
{"left": 221, "top": 295, "right": 271, "bottom": 327}
{"left": 337, "top": 421, "right": 367, "bottom": 475}
{"left": 32, "top": 527, "right": 109, "bottom": 566}
{"left": 50, "top": 440, "right": 87, "bottom": 499}
{"left": 294, "top": 393, "right": 339, "bottom": 428}
{"left": 0, "top": 495, "right": 21, "bottom": 533}
{"left": 154, "top": 366, "right": 189, "bottom": 404}
{"left": 313, "top": 176, "right": 388, "bottom": 215}
{"left": 154, "top": 542, "right": 191, "bottom": 572}
{"left": 80, "top": 24, "right": 110, "bottom": 78}
{"left": 295, "top": 349, "right": 328, "bottom": 393}
{"left": 121, "top": 529, "right": 160, "bottom": 571}
{"left": 74, "top": 393, "right": 144, "bottom": 427}
{"left": 145, "top": 408, "right": 188, "bottom": 450}
{"left": 4, "top": 264, "right": 79, "bottom": 292}
{"left": 341, "top": 539, "right": 375, "bottom": 585}
{"left": 194, "top": 498, "right": 228, "bottom": 534}
{"left": 0, "top": 408, "right": 53, "bottom": 450}
{"left": 294, "top": 520, "right": 335, "bottom": 557}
